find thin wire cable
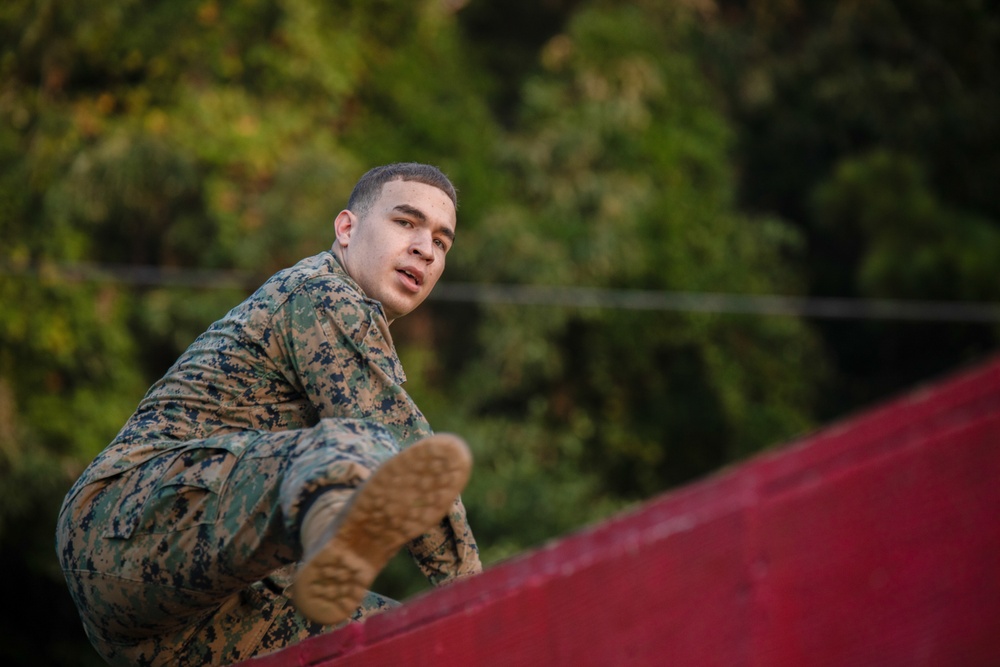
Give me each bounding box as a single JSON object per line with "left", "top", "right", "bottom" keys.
{"left": 431, "top": 283, "right": 1000, "bottom": 322}
{"left": 4, "top": 261, "right": 1000, "bottom": 322}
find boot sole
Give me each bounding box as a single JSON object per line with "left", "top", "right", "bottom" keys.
{"left": 291, "top": 433, "right": 472, "bottom": 626}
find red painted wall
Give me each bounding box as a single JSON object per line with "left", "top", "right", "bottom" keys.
{"left": 239, "top": 356, "right": 1000, "bottom": 667}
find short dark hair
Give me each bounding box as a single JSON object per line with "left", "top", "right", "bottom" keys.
{"left": 347, "top": 163, "right": 458, "bottom": 218}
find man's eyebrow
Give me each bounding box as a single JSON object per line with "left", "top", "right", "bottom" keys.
{"left": 393, "top": 204, "right": 426, "bottom": 221}
{"left": 393, "top": 204, "right": 456, "bottom": 243}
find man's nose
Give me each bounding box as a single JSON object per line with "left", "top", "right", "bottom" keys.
{"left": 411, "top": 233, "right": 435, "bottom": 261}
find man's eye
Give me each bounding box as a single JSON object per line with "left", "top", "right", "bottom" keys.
{"left": 396, "top": 219, "right": 412, "bottom": 227}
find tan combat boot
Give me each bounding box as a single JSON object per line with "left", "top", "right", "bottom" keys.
{"left": 292, "top": 433, "right": 472, "bottom": 626}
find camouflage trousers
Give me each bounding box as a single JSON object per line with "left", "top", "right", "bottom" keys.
{"left": 57, "top": 419, "right": 411, "bottom": 666}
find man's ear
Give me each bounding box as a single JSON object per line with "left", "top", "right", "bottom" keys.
{"left": 333, "top": 210, "right": 357, "bottom": 248}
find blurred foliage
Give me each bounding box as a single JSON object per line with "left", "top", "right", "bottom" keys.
{"left": 442, "top": 3, "right": 820, "bottom": 502}
{"left": 812, "top": 150, "right": 1000, "bottom": 302}
{"left": 707, "top": 0, "right": 1000, "bottom": 411}
{"left": 1, "top": 0, "right": 998, "bottom": 663}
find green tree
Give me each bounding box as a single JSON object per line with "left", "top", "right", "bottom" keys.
{"left": 707, "top": 0, "right": 1000, "bottom": 413}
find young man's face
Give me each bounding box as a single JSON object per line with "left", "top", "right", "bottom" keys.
{"left": 334, "top": 179, "right": 456, "bottom": 323}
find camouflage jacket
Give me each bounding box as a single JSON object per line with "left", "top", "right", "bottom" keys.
{"left": 91, "top": 249, "right": 478, "bottom": 583}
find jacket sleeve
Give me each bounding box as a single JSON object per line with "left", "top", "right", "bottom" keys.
{"left": 276, "top": 278, "right": 430, "bottom": 445}
{"left": 408, "top": 496, "right": 483, "bottom": 584}
{"left": 276, "top": 278, "right": 482, "bottom": 583}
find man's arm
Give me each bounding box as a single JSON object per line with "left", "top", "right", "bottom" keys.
{"left": 276, "top": 280, "right": 430, "bottom": 445}
{"left": 275, "top": 279, "right": 481, "bottom": 582}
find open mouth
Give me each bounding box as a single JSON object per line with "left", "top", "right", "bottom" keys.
{"left": 397, "top": 268, "right": 422, "bottom": 290}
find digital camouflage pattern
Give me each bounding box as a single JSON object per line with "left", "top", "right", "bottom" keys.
{"left": 56, "top": 251, "right": 481, "bottom": 666}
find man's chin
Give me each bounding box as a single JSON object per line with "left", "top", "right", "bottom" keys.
{"left": 382, "top": 297, "right": 424, "bottom": 323}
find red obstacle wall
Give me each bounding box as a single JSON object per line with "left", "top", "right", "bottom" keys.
{"left": 239, "top": 356, "right": 1000, "bottom": 667}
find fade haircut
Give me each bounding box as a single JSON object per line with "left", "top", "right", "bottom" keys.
{"left": 347, "top": 162, "right": 458, "bottom": 218}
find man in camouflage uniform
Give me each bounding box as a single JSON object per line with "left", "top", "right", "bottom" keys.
{"left": 56, "top": 163, "right": 481, "bottom": 666}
